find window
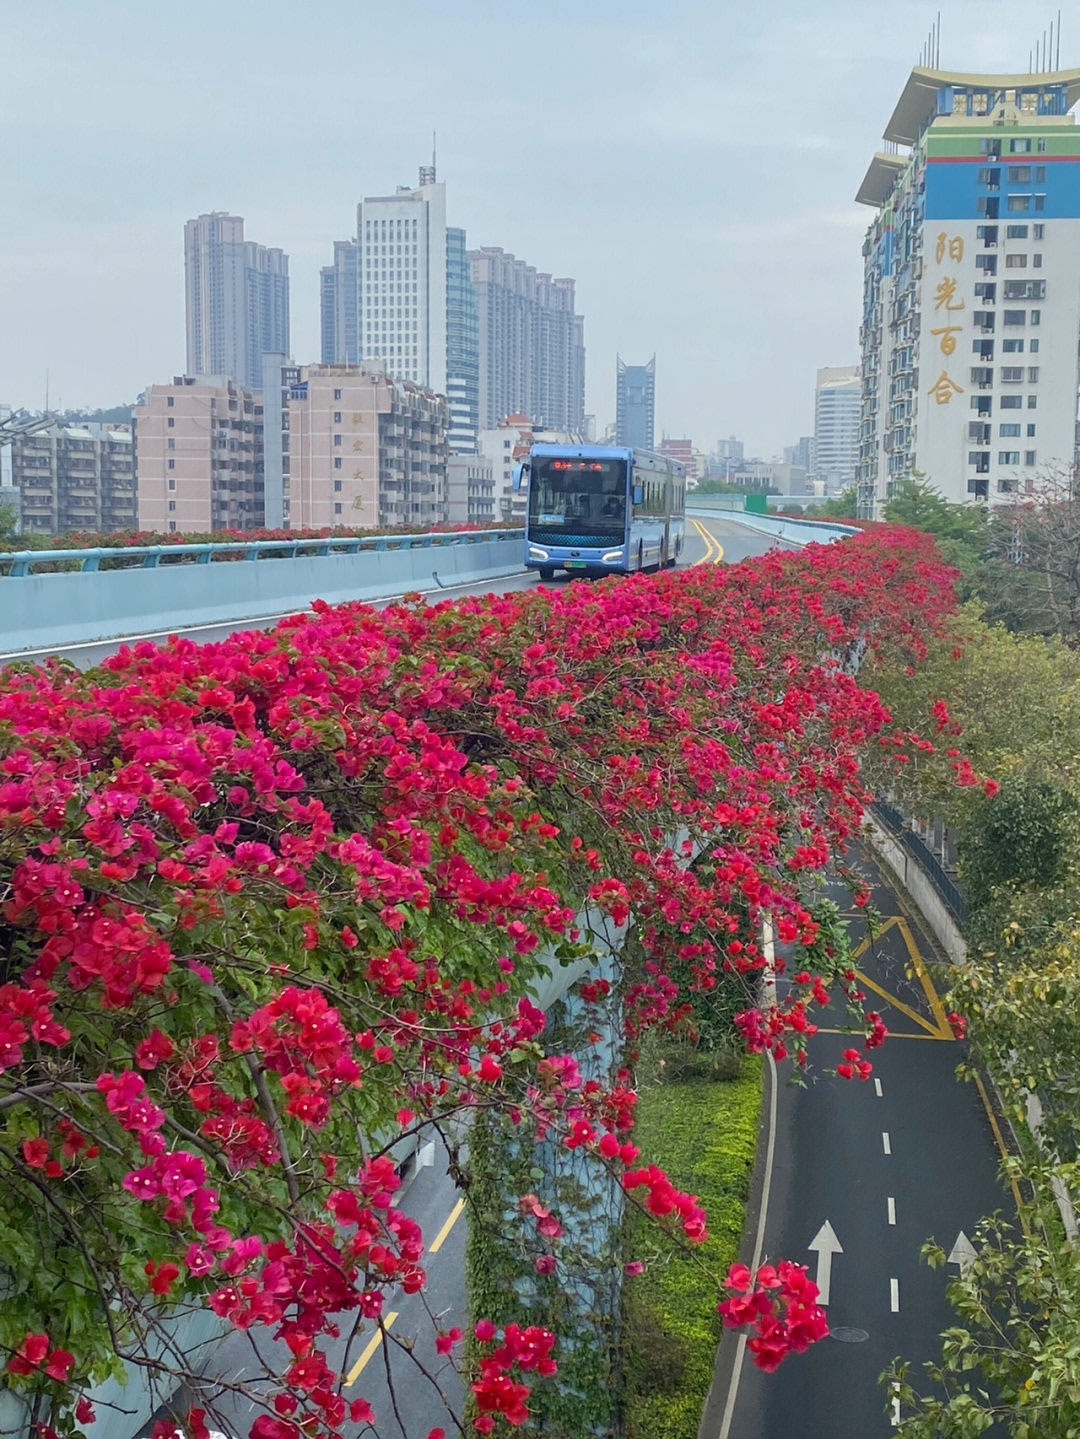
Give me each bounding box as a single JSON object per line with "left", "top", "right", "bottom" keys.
{"left": 1010, "top": 138, "right": 1031, "bottom": 153}
{"left": 168, "top": 477, "right": 176, "bottom": 489}
{"left": 1005, "top": 253, "right": 1028, "bottom": 268}
{"left": 1031, "top": 309, "right": 1041, "bottom": 325}
{"left": 979, "top": 167, "right": 1001, "bottom": 185}
{"left": 167, "top": 438, "right": 175, "bottom": 449}
{"left": 167, "top": 396, "right": 174, "bottom": 407}
{"left": 1033, "top": 224, "right": 1045, "bottom": 239}
{"left": 1008, "top": 195, "right": 1031, "bottom": 211}
{"left": 168, "top": 522, "right": 176, "bottom": 533}
{"left": 1006, "top": 224, "right": 1029, "bottom": 238}
{"left": 333, "top": 388, "right": 342, "bottom": 400}
{"left": 333, "top": 457, "right": 342, "bottom": 470}
{"left": 1028, "top": 366, "right": 1040, "bottom": 382}
{"left": 168, "top": 500, "right": 176, "bottom": 512}
{"left": 1008, "top": 165, "right": 1031, "bottom": 182}
{"left": 1030, "top": 338, "right": 1040, "bottom": 352}
{"left": 334, "top": 502, "right": 343, "bottom": 515}
{"left": 998, "top": 450, "right": 1021, "bottom": 464}
{"left": 1037, "top": 138, "right": 1047, "bottom": 153}
{"left": 1000, "top": 424, "right": 1021, "bottom": 436}
{"left": 334, "top": 434, "right": 342, "bottom": 446}
{"left": 1028, "top": 395, "right": 1038, "bottom": 408}
{"left": 167, "top": 417, "right": 174, "bottom": 428}
{"left": 1025, "top": 450, "right": 1037, "bottom": 466}
{"left": 1033, "top": 253, "right": 1042, "bottom": 267}
{"left": 1035, "top": 194, "right": 1046, "bottom": 211}
{"left": 333, "top": 411, "right": 341, "bottom": 423}
{"left": 1035, "top": 166, "right": 1046, "bottom": 182}
{"left": 1003, "top": 309, "right": 1026, "bottom": 325}
{"left": 1000, "top": 395, "right": 1022, "bottom": 408}
{"left": 167, "top": 460, "right": 175, "bottom": 471}
{"left": 1002, "top": 338, "right": 1024, "bottom": 352}
{"left": 333, "top": 480, "right": 342, "bottom": 492}
{"left": 1027, "top": 423, "right": 1037, "bottom": 437}
{"left": 1001, "top": 366, "right": 1024, "bottom": 381}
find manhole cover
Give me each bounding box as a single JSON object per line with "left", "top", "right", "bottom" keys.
{"left": 828, "top": 1326, "right": 869, "bottom": 1343}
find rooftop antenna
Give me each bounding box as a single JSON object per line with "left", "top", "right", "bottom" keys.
{"left": 936, "top": 11, "right": 941, "bottom": 67}
{"left": 1057, "top": 8, "right": 1061, "bottom": 68}
{"left": 419, "top": 133, "right": 437, "bottom": 187}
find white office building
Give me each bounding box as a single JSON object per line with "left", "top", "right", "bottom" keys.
{"left": 812, "top": 367, "right": 861, "bottom": 490}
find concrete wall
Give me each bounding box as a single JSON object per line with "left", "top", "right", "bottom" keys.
{"left": 864, "top": 814, "right": 967, "bottom": 966}
{"left": 0, "top": 536, "right": 524, "bottom": 654}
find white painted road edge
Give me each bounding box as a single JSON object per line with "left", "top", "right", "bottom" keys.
{"left": 716, "top": 1048, "right": 779, "bottom": 1439}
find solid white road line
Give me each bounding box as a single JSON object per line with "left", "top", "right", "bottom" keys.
{"left": 717, "top": 1050, "right": 778, "bottom": 1439}
{"left": 891, "top": 1382, "right": 901, "bottom": 1426}
{"left": 882, "top": 1131, "right": 891, "bottom": 1155}
{"left": 890, "top": 1278, "right": 900, "bottom": 1313}
{"left": 887, "top": 1196, "right": 896, "bottom": 1226}
{"left": 874, "top": 1077, "right": 883, "bottom": 1097}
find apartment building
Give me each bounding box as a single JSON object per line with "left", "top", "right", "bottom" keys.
{"left": 12, "top": 423, "right": 135, "bottom": 536}
{"left": 467, "top": 247, "right": 586, "bottom": 434}
{"left": 446, "top": 454, "right": 496, "bottom": 525}
{"left": 134, "top": 378, "right": 263, "bottom": 533}
{"left": 857, "top": 65, "right": 1080, "bottom": 515}
{"left": 615, "top": 357, "right": 655, "bottom": 449}
{"left": 477, "top": 414, "right": 578, "bottom": 526}
{"left": 262, "top": 361, "right": 447, "bottom": 530}
{"left": 184, "top": 214, "right": 289, "bottom": 393}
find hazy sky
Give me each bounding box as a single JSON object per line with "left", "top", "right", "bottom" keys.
{"left": 0, "top": 0, "right": 1069, "bottom": 455}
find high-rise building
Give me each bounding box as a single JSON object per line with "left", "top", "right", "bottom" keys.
{"left": 812, "top": 368, "right": 860, "bottom": 489}
{"left": 184, "top": 214, "right": 289, "bottom": 393}
{"left": 321, "top": 168, "right": 479, "bottom": 452}
{"left": 11, "top": 423, "right": 135, "bottom": 536}
{"left": 784, "top": 436, "right": 814, "bottom": 472}
{"left": 261, "top": 361, "right": 447, "bottom": 530}
{"left": 467, "top": 247, "right": 586, "bottom": 433}
{"left": 615, "top": 357, "right": 655, "bottom": 449}
{"left": 320, "top": 241, "right": 361, "bottom": 365}
{"left": 477, "top": 415, "right": 579, "bottom": 526}
{"left": 857, "top": 65, "right": 1080, "bottom": 516}
{"left": 135, "top": 377, "right": 264, "bottom": 533}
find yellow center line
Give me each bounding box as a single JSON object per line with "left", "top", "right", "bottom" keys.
{"left": 814, "top": 1027, "right": 945, "bottom": 1040}
{"left": 428, "top": 1196, "right": 465, "bottom": 1254}
{"left": 690, "top": 516, "right": 724, "bottom": 565}
{"left": 346, "top": 1310, "right": 399, "bottom": 1386}
{"left": 973, "top": 1072, "right": 1028, "bottom": 1225}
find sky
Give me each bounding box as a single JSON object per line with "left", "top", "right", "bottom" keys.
{"left": 0, "top": 0, "right": 1070, "bottom": 456}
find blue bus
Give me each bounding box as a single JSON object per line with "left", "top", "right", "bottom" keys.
{"left": 519, "top": 444, "right": 686, "bottom": 580}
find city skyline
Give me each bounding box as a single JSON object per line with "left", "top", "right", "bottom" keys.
{"left": 1, "top": 1, "right": 1073, "bottom": 454}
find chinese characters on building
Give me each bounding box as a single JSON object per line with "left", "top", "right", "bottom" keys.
{"left": 928, "top": 232, "right": 966, "bottom": 406}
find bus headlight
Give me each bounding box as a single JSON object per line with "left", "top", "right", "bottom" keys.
{"left": 602, "top": 549, "right": 625, "bottom": 563}
{"left": 528, "top": 545, "right": 549, "bottom": 560}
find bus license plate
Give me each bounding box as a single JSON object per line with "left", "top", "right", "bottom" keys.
{"left": 566, "top": 560, "right": 587, "bottom": 569}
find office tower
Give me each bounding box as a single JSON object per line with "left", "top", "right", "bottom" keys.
{"left": 857, "top": 65, "right": 1080, "bottom": 515}
{"left": 322, "top": 168, "right": 479, "bottom": 452}
{"left": 135, "top": 377, "right": 264, "bottom": 533}
{"left": 11, "top": 423, "right": 135, "bottom": 535}
{"left": 812, "top": 368, "right": 860, "bottom": 489}
{"left": 615, "top": 356, "right": 655, "bottom": 449}
{"left": 261, "top": 361, "right": 447, "bottom": 530}
{"left": 467, "top": 247, "right": 586, "bottom": 432}
{"left": 184, "top": 214, "right": 289, "bottom": 392}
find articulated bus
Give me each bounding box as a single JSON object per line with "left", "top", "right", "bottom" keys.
{"left": 519, "top": 444, "right": 686, "bottom": 580}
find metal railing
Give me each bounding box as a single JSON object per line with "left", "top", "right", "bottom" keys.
{"left": 874, "top": 801, "right": 968, "bottom": 925}
{"left": 0, "top": 528, "right": 525, "bottom": 577}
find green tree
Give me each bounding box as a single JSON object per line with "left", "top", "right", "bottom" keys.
{"left": 884, "top": 477, "right": 989, "bottom": 597}
{"left": 818, "top": 486, "right": 857, "bottom": 518}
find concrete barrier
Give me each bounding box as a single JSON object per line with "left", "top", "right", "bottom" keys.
{"left": 0, "top": 534, "right": 525, "bottom": 654}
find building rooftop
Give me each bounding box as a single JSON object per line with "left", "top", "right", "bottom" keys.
{"left": 883, "top": 65, "right": 1080, "bottom": 146}
{"left": 856, "top": 152, "right": 906, "bottom": 207}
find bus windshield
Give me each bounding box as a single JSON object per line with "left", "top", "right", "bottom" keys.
{"left": 528, "top": 457, "right": 627, "bottom": 532}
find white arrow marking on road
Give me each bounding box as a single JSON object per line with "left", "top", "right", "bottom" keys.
{"left": 947, "top": 1230, "right": 976, "bottom": 1275}
{"left": 808, "top": 1220, "right": 843, "bottom": 1306}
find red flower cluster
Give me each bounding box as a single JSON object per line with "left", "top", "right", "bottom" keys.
{"left": 718, "top": 1262, "right": 830, "bottom": 1371}
{"left": 0, "top": 524, "right": 981, "bottom": 1432}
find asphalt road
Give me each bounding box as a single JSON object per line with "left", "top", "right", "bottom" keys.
{"left": 707, "top": 843, "right": 1014, "bottom": 1439}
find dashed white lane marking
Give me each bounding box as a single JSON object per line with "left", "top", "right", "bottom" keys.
{"left": 890, "top": 1278, "right": 900, "bottom": 1312}
{"left": 882, "top": 1131, "right": 891, "bottom": 1155}
{"left": 890, "top": 1382, "right": 901, "bottom": 1426}
{"left": 874, "top": 1077, "right": 883, "bottom": 1097}
{"left": 887, "top": 1196, "right": 896, "bottom": 1225}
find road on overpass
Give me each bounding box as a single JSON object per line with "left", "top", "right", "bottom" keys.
{"left": 2, "top": 513, "right": 773, "bottom": 671}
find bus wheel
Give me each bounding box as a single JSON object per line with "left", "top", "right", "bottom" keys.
{"left": 538, "top": 566, "right": 555, "bottom": 582}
